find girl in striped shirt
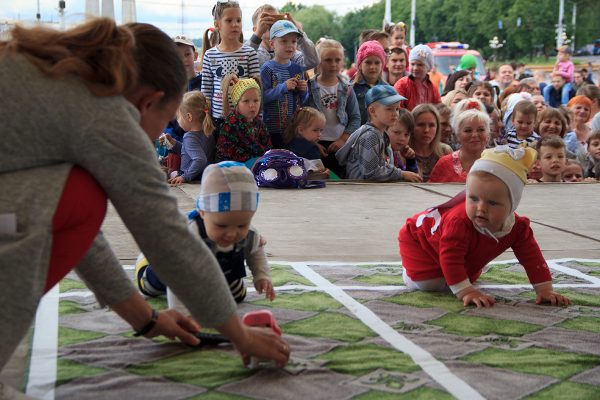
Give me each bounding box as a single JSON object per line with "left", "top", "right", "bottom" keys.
{"left": 201, "top": 1, "right": 260, "bottom": 122}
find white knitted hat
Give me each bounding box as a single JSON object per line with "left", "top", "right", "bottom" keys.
{"left": 197, "top": 161, "right": 259, "bottom": 212}
{"left": 469, "top": 146, "right": 537, "bottom": 213}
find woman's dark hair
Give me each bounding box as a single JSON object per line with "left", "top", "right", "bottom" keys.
{"left": 442, "top": 70, "right": 470, "bottom": 96}
{"left": 125, "top": 22, "right": 187, "bottom": 104}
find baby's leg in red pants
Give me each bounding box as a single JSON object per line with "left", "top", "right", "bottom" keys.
{"left": 44, "top": 166, "right": 107, "bottom": 292}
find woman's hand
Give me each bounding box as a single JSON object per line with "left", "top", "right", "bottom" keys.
{"left": 145, "top": 309, "right": 201, "bottom": 346}
{"left": 217, "top": 315, "right": 290, "bottom": 367}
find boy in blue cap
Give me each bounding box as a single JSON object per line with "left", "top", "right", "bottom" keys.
{"left": 260, "top": 20, "right": 309, "bottom": 148}
{"left": 336, "top": 85, "right": 423, "bottom": 182}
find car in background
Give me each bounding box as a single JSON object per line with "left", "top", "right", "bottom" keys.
{"left": 426, "top": 42, "right": 486, "bottom": 80}
{"left": 594, "top": 39, "right": 600, "bottom": 56}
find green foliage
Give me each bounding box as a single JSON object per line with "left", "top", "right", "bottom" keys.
{"left": 282, "top": 312, "right": 376, "bottom": 342}
{"left": 291, "top": 0, "right": 600, "bottom": 63}
{"left": 56, "top": 359, "right": 107, "bottom": 386}
{"left": 429, "top": 314, "right": 542, "bottom": 337}
{"left": 464, "top": 347, "right": 600, "bottom": 379}
{"left": 318, "top": 343, "right": 419, "bottom": 375}
{"left": 525, "top": 381, "right": 600, "bottom": 400}
{"left": 291, "top": 6, "right": 341, "bottom": 46}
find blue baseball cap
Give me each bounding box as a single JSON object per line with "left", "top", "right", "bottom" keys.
{"left": 365, "top": 84, "right": 406, "bottom": 106}
{"left": 270, "top": 20, "right": 301, "bottom": 39}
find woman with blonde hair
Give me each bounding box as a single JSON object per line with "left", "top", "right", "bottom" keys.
{"left": 411, "top": 104, "right": 452, "bottom": 181}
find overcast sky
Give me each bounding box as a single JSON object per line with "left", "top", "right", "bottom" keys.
{"left": 1, "top": 0, "right": 378, "bottom": 38}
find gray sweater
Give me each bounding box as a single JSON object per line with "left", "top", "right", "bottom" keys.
{"left": 0, "top": 55, "right": 236, "bottom": 368}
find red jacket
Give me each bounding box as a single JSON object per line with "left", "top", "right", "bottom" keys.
{"left": 428, "top": 151, "right": 467, "bottom": 183}
{"left": 393, "top": 74, "right": 441, "bottom": 111}
{"left": 398, "top": 201, "right": 552, "bottom": 291}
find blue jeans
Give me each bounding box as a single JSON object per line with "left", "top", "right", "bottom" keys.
{"left": 543, "top": 82, "right": 572, "bottom": 106}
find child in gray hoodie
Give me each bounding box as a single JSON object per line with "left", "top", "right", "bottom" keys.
{"left": 336, "top": 84, "right": 422, "bottom": 182}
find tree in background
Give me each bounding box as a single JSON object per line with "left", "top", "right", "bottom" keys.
{"left": 281, "top": 0, "right": 600, "bottom": 63}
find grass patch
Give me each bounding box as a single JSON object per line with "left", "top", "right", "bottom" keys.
{"left": 59, "top": 300, "right": 86, "bottom": 316}
{"left": 479, "top": 264, "right": 529, "bottom": 284}
{"left": 572, "top": 261, "right": 600, "bottom": 268}
{"left": 354, "top": 273, "right": 404, "bottom": 285}
{"left": 186, "top": 391, "right": 252, "bottom": 400}
{"left": 354, "top": 387, "right": 453, "bottom": 399}
{"left": 464, "top": 347, "right": 600, "bottom": 379}
{"left": 429, "top": 314, "right": 542, "bottom": 337}
{"left": 393, "top": 321, "right": 428, "bottom": 332}
{"left": 384, "top": 291, "right": 464, "bottom": 313}
{"left": 521, "top": 290, "right": 600, "bottom": 307}
{"left": 56, "top": 358, "right": 107, "bottom": 386}
{"left": 525, "top": 381, "right": 600, "bottom": 400}
{"left": 60, "top": 278, "right": 87, "bottom": 292}
{"left": 282, "top": 312, "right": 376, "bottom": 342}
{"left": 270, "top": 266, "right": 313, "bottom": 287}
{"left": 557, "top": 316, "right": 600, "bottom": 333}
{"left": 318, "top": 343, "right": 419, "bottom": 376}
{"left": 128, "top": 349, "right": 252, "bottom": 389}
{"left": 252, "top": 291, "right": 341, "bottom": 312}
{"left": 58, "top": 326, "right": 106, "bottom": 347}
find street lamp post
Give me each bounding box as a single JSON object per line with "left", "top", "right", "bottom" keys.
{"left": 489, "top": 36, "right": 505, "bottom": 62}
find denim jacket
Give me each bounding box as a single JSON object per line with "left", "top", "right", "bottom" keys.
{"left": 352, "top": 78, "right": 386, "bottom": 125}
{"left": 306, "top": 74, "right": 361, "bottom": 136}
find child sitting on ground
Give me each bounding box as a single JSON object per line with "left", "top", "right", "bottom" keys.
{"left": 216, "top": 74, "right": 271, "bottom": 163}
{"left": 167, "top": 91, "right": 215, "bottom": 185}
{"left": 336, "top": 85, "right": 422, "bottom": 182}
{"left": 506, "top": 101, "right": 541, "bottom": 149}
{"left": 388, "top": 109, "right": 419, "bottom": 173}
{"left": 399, "top": 146, "right": 571, "bottom": 308}
{"left": 283, "top": 107, "right": 326, "bottom": 160}
{"left": 136, "top": 162, "right": 275, "bottom": 304}
{"left": 260, "top": 20, "right": 308, "bottom": 148}
{"left": 529, "top": 135, "right": 567, "bottom": 183}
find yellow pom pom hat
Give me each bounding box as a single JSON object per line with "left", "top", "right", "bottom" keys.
{"left": 469, "top": 145, "right": 537, "bottom": 213}
{"left": 230, "top": 78, "right": 260, "bottom": 107}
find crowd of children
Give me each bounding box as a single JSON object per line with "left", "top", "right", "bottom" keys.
{"left": 156, "top": 0, "right": 599, "bottom": 187}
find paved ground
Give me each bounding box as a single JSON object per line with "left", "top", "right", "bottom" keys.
{"left": 104, "top": 181, "right": 600, "bottom": 262}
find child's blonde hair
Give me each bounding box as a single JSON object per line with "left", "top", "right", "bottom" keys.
{"left": 221, "top": 73, "right": 262, "bottom": 117}
{"left": 384, "top": 21, "right": 408, "bottom": 36}
{"left": 315, "top": 38, "right": 344, "bottom": 74}
{"left": 179, "top": 91, "right": 215, "bottom": 136}
{"left": 283, "top": 107, "right": 325, "bottom": 145}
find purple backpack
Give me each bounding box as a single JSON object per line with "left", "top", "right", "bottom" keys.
{"left": 252, "top": 149, "right": 324, "bottom": 189}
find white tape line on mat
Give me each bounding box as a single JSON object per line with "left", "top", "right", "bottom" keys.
{"left": 289, "top": 262, "right": 485, "bottom": 400}
{"left": 26, "top": 285, "right": 59, "bottom": 400}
